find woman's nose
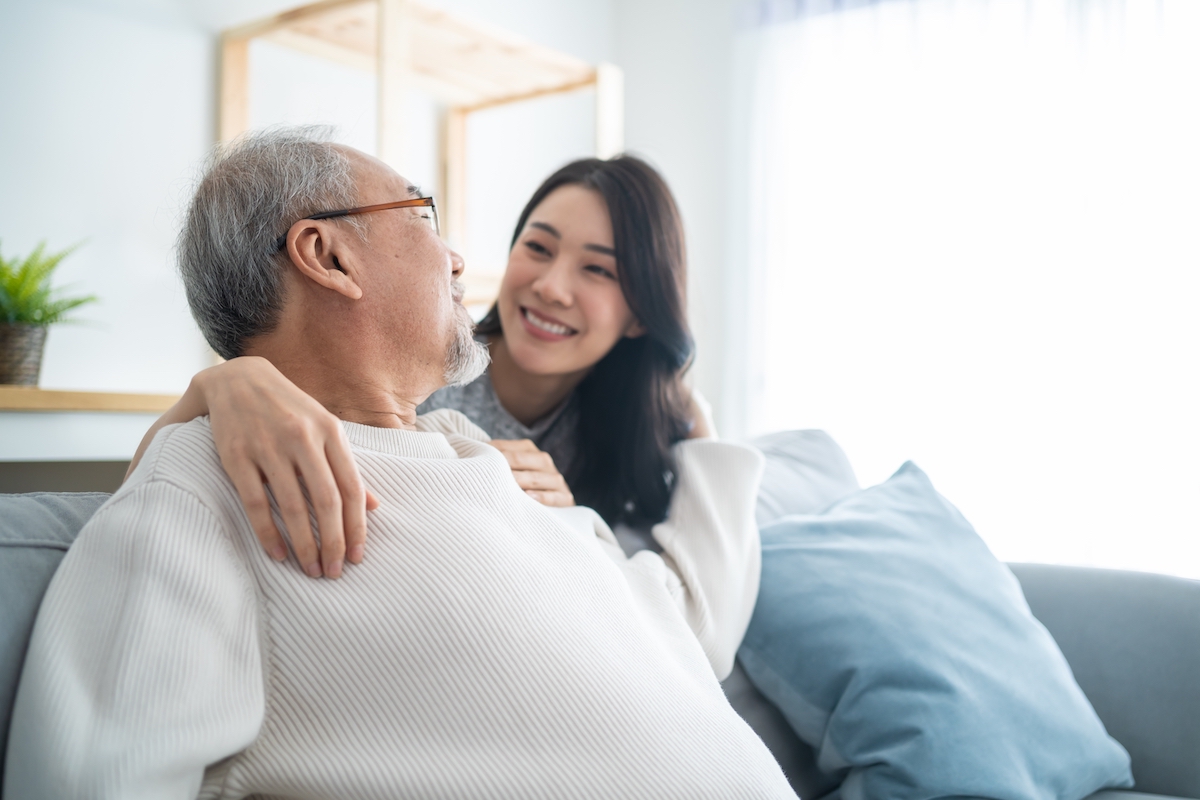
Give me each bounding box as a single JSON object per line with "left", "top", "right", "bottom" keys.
{"left": 532, "top": 260, "right": 573, "bottom": 306}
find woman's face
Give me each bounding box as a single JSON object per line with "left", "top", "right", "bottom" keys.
{"left": 497, "top": 184, "right": 644, "bottom": 377}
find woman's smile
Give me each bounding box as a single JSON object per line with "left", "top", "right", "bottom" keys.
{"left": 520, "top": 306, "right": 578, "bottom": 340}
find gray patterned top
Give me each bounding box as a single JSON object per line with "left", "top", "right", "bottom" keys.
{"left": 418, "top": 368, "right": 581, "bottom": 481}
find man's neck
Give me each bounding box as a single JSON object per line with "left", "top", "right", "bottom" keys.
{"left": 244, "top": 344, "right": 427, "bottom": 431}
{"left": 487, "top": 335, "right": 588, "bottom": 427}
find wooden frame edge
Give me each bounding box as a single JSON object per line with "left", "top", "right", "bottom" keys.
{"left": 222, "top": 0, "right": 373, "bottom": 42}
{"left": 0, "top": 387, "right": 180, "bottom": 413}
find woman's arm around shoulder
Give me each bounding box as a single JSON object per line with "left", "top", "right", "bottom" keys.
{"left": 126, "top": 357, "right": 377, "bottom": 580}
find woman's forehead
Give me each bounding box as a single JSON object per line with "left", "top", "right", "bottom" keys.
{"left": 526, "top": 185, "right": 613, "bottom": 246}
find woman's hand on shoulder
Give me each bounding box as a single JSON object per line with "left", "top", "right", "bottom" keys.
{"left": 683, "top": 386, "right": 717, "bottom": 439}
{"left": 165, "top": 357, "right": 378, "bottom": 579}
{"left": 490, "top": 439, "right": 575, "bottom": 507}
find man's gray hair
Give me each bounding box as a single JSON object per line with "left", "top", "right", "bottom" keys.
{"left": 179, "top": 126, "right": 364, "bottom": 360}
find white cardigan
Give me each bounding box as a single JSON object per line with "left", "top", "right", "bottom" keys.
{"left": 6, "top": 410, "right": 793, "bottom": 800}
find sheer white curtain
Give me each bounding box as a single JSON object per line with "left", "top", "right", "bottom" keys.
{"left": 739, "top": 0, "right": 1200, "bottom": 577}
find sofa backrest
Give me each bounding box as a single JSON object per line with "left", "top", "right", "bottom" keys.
{"left": 0, "top": 491, "right": 111, "bottom": 784}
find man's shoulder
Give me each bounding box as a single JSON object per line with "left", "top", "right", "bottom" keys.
{"left": 123, "top": 417, "right": 228, "bottom": 496}
{"left": 76, "top": 418, "right": 244, "bottom": 559}
{"left": 415, "top": 408, "right": 491, "bottom": 442}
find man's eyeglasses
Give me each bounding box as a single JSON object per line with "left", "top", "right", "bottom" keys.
{"left": 273, "top": 196, "right": 439, "bottom": 251}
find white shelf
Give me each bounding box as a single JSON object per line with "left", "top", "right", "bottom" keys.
{"left": 0, "top": 411, "right": 162, "bottom": 462}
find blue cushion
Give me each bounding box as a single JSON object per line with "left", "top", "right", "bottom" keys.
{"left": 0, "top": 492, "right": 108, "bottom": 784}
{"left": 738, "top": 462, "right": 1134, "bottom": 800}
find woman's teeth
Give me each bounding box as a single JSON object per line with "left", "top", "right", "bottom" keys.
{"left": 523, "top": 308, "right": 574, "bottom": 336}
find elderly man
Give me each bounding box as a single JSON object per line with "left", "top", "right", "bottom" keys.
{"left": 4, "top": 128, "right": 795, "bottom": 799}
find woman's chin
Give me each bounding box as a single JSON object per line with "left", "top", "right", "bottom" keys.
{"left": 506, "top": 335, "right": 599, "bottom": 378}
{"left": 507, "top": 342, "right": 573, "bottom": 377}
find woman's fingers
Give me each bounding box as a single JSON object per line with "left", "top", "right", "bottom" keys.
{"left": 509, "top": 451, "right": 556, "bottom": 472}
{"left": 260, "top": 459, "right": 322, "bottom": 578}
{"left": 228, "top": 463, "right": 289, "bottom": 562}
{"left": 511, "top": 469, "right": 567, "bottom": 492}
{"left": 324, "top": 427, "right": 368, "bottom": 567}
{"left": 490, "top": 439, "right": 574, "bottom": 508}
{"left": 490, "top": 439, "right": 538, "bottom": 452}
{"left": 491, "top": 440, "right": 555, "bottom": 471}
{"left": 295, "top": 449, "right": 346, "bottom": 579}
{"left": 525, "top": 489, "right": 576, "bottom": 507}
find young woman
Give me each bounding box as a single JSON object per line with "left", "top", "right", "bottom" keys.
{"left": 131, "top": 155, "right": 715, "bottom": 579}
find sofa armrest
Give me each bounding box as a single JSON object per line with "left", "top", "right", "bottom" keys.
{"left": 1010, "top": 564, "right": 1200, "bottom": 800}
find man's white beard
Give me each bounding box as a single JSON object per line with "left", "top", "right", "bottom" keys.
{"left": 443, "top": 301, "right": 490, "bottom": 387}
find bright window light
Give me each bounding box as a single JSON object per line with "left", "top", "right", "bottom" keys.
{"left": 749, "top": 0, "right": 1200, "bottom": 577}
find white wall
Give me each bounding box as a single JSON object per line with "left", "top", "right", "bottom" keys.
{"left": 612, "top": 0, "right": 741, "bottom": 435}
{"left": 0, "top": 0, "right": 216, "bottom": 393}
{"left": 0, "top": 0, "right": 615, "bottom": 396}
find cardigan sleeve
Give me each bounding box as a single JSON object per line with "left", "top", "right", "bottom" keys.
{"left": 4, "top": 481, "right": 264, "bottom": 800}
{"left": 649, "top": 439, "right": 765, "bottom": 680}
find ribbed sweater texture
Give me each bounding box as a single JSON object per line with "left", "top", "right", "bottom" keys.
{"left": 5, "top": 410, "right": 795, "bottom": 799}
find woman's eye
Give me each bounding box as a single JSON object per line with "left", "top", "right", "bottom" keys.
{"left": 585, "top": 264, "right": 617, "bottom": 280}
{"left": 525, "top": 240, "right": 551, "bottom": 256}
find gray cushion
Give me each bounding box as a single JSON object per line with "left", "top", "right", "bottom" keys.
{"left": 750, "top": 430, "right": 860, "bottom": 527}
{"left": 723, "top": 660, "right": 838, "bottom": 797}
{"left": 1011, "top": 564, "right": 1200, "bottom": 800}
{"left": 0, "top": 492, "right": 109, "bottom": 782}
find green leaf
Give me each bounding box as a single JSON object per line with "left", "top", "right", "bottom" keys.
{"left": 0, "top": 240, "right": 94, "bottom": 325}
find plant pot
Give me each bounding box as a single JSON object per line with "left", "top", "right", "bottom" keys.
{"left": 0, "top": 323, "right": 49, "bottom": 385}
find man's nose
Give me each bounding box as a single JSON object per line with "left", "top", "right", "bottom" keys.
{"left": 449, "top": 248, "right": 465, "bottom": 280}
{"left": 532, "top": 259, "right": 573, "bottom": 307}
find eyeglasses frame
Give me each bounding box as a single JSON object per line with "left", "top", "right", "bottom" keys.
{"left": 273, "top": 196, "right": 439, "bottom": 252}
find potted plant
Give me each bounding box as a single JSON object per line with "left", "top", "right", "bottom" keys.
{"left": 0, "top": 241, "right": 95, "bottom": 386}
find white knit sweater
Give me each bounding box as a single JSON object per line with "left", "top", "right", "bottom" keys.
{"left": 5, "top": 410, "right": 795, "bottom": 799}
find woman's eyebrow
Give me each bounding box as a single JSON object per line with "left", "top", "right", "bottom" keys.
{"left": 530, "top": 221, "right": 560, "bottom": 238}
{"left": 529, "top": 221, "right": 614, "bottom": 256}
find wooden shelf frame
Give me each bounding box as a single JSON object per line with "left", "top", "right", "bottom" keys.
{"left": 0, "top": 387, "right": 180, "bottom": 413}
{"left": 219, "top": 0, "right": 624, "bottom": 307}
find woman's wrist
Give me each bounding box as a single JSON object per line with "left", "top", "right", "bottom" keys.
{"left": 180, "top": 367, "right": 217, "bottom": 420}
{"left": 191, "top": 356, "right": 277, "bottom": 419}
{"left": 124, "top": 362, "right": 230, "bottom": 482}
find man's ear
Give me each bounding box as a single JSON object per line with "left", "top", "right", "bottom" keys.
{"left": 284, "top": 219, "right": 364, "bottom": 301}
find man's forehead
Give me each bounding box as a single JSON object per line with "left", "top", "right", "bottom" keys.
{"left": 339, "top": 146, "right": 419, "bottom": 198}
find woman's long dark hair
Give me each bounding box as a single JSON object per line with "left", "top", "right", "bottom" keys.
{"left": 477, "top": 156, "right": 695, "bottom": 526}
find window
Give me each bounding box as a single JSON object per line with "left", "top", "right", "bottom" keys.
{"left": 744, "top": 0, "right": 1200, "bottom": 576}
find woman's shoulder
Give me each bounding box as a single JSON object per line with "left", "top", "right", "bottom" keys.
{"left": 417, "top": 370, "right": 510, "bottom": 438}
{"left": 418, "top": 372, "right": 489, "bottom": 413}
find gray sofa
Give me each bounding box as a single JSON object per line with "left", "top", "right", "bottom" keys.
{"left": 2, "top": 491, "right": 1198, "bottom": 799}
{"left": 722, "top": 563, "right": 1200, "bottom": 800}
